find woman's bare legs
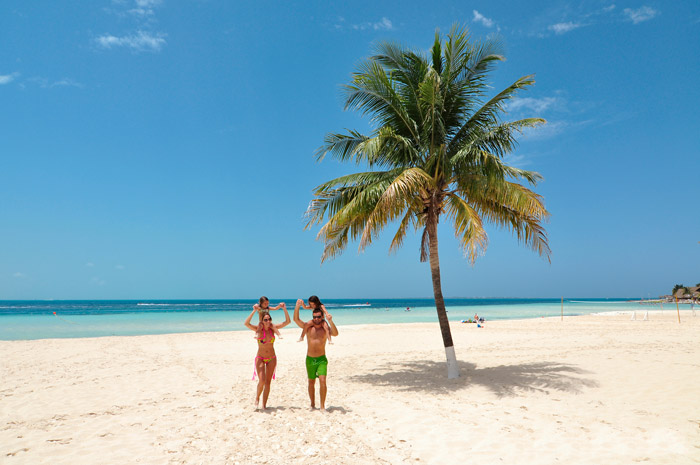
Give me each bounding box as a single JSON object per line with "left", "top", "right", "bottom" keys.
{"left": 261, "top": 358, "right": 277, "bottom": 410}
{"left": 254, "top": 359, "right": 266, "bottom": 410}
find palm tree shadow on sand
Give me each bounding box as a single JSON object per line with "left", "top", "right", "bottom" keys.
{"left": 348, "top": 360, "right": 598, "bottom": 397}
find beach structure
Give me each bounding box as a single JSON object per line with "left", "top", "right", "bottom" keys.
{"left": 306, "top": 24, "right": 550, "bottom": 378}
{"left": 674, "top": 286, "right": 699, "bottom": 302}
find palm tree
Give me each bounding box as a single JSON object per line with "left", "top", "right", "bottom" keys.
{"left": 305, "top": 25, "right": 551, "bottom": 378}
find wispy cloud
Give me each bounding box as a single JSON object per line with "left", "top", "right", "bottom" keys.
{"left": 26, "top": 76, "right": 83, "bottom": 89}
{"left": 51, "top": 78, "right": 83, "bottom": 88}
{"left": 505, "top": 93, "right": 596, "bottom": 140}
{"left": 521, "top": 120, "right": 569, "bottom": 140}
{"left": 507, "top": 96, "right": 559, "bottom": 113}
{"left": 537, "top": 3, "right": 651, "bottom": 38}
{"left": 623, "top": 6, "right": 658, "bottom": 24}
{"left": 548, "top": 22, "right": 583, "bottom": 35}
{"left": 0, "top": 72, "right": 20, "bottom": 85}
{"left": 13, "top": 272, "right": 27, "bottom": 279}
{"left": 506, "top": 95, "right": 566, "bottom": 140}
{"left": 472, "top": 10, "right": 495, "bottom": 28}
{"left": 115, "top": 265, "right": 126, "bottom": 270}
{"left": 86, "top": 262, "right": 95, "bottom": 268}
{"left": 96, "top": 31, "right": 166, "bottom": 52}
{"left": 128, "top": 0, "right": 162, "bottom": 16}
{"left": 349, "top": 17, "right": 394, "bottom": 31}
{"left": 98, "top": 1, "right": 166, "bottom": 52}
{"left": 503, "top": 153, "right": 532, "bottom": 168}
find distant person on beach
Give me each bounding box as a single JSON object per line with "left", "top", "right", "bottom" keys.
{"left": 244, "top": 304, "right": 291, "bottom": 411}
{"left": 253, "top": 296, "right": 285, "bottom": 339}
{"left": 294, "top": 295, "right": 338, "bottom": 411}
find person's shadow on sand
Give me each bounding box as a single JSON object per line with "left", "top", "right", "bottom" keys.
{"left": 285, "top": 406, "right": 351, "bottom": 414}
{"left": 348, "top": 360, "right": 598, "bottom": 397}
{"left": 323, "top": 406, "right": 348, "bottom": 414}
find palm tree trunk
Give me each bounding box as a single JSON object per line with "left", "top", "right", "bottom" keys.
{"left": 427, "top": 216, "right": 460, "bottom": 379}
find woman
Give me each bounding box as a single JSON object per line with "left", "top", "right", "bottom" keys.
{"left": 244, "top": 303, "right": 290, "bottom": 411}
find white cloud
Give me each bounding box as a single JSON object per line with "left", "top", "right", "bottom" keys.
{"left": 128, "top": 0, "right": 161, "bottom": 17}
{"left": 135, "top": 0, "right": 161, "bottom": 7}
{"left": 50, "top": 78, "right": 83, "bottom": 88}
{"left": 521, "top": 121, "right": 568, "bottom": 140}
{"left": 115, "top": 265, "right": 125, "bottom": 270}
{"left": 549, "top": 22, "right": 583, "bottom": 34}
{"left": 623, "top": 6, "right": 658, "bottom": 24}
{"left": 506, "top": 93, "right": 593, "bottom": 139}
{"left": 473, "top": 10, "right": 495, "bottom": 28}
{"left": 351, "top": 17, "right": 394, "bottom": 31}
{"left": 113, "top": 0, "right": 162, "bottom": 16}
{"left": 100, "top": 1, "right": 166, "bottom": 50}
{"left": 26, "top": 76, "right": 84, "bottom": 89}
{"left": 86, "top": 262, "right": 95, "bottom": 267}
{"left": 504, "top": 153, "right": 531, "bottom": 168}
{"left": 374, "top": 17, "right": 393, "bottom": 30}
{"left": 603, "top": 5, "right": 616, "bottom": 12}
{"left": 91, "top": 277, "right": 106, "bottom": 286}
{"left": 0, "top": 72, "right": 19, "bottom": 85}
{"left": 128, "top": 7, "right": 154, "bottom": 16}
{"left": 96, "top": 31, "right": 166, "bottom": 52}
{"left": 507, "top": 97, "right": 558, "bottom": 113}
{"left": 13, "top": 272, "right": 26, "bottom": 279}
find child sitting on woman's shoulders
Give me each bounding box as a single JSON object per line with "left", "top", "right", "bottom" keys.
{"left": 254, "top": 296, "right": 286, "bottom": 338}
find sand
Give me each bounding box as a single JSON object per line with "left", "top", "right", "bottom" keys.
{"left": 1, "top": 311, "right": 699, "bottom": 464}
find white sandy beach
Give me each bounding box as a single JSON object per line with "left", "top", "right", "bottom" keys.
{"left": 2, "top": 311, "right": 699, "bottom": 464}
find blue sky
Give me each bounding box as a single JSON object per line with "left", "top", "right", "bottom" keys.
{"left": 1, "top": 0, "right": 698, "bottom": 300}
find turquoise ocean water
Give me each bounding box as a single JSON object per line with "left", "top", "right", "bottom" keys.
{"left": 0, "top": 298, "right": 691, "bottom": 341}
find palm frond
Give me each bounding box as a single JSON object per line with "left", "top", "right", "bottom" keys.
{"left": 389, "top": 208, "right": 418, "bottom": 254}
{"left": 306, "top": 170, "right": 400, "bottom": 228}
{"left": 343, "top": 60, "right": 420, "bottom": 141}
{"left": 460, "top": 178, "right": 551, "bottom": 260}
{"left": 418, "top": 68, "right": 446, "bottom": 153}
{"left": 359, "top": 168, "right": 433, "bottom": 250}
{"left": 315, "top": 130, "right": 369, "bottom": 163}
{"left": 449, "top": 119, "right": 545, "bottom": 174}
{"left": 448, "top": 75, "right": 537, "bottom": 157}
{"left": 444, "top": 194, "right": 489, "bottom": 264}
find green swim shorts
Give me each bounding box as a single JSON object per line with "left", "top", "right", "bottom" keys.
{"left": 305, "top": 355, "right": 328, "bottom": 379}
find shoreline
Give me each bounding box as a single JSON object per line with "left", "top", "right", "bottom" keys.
{"left": 2, "top": 312, "right": 699, "bottom": 464}
{"left": 2, "top": 306, "right": 697, "bottom": 342}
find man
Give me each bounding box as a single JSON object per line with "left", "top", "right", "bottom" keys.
{"left": 294, "top": 296, "right": 339, "bottom": 411}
